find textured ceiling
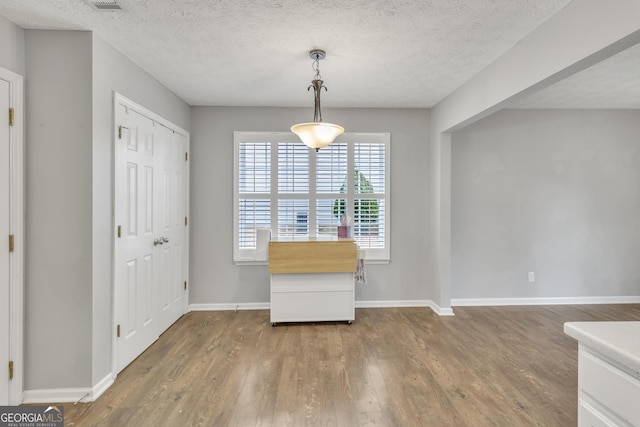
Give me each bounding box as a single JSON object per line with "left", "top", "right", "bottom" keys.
{"left": 511, "top": 42, "right": 640, "bottom": 109}
{"left": 4, "top": 0, "right": 629, "bottom": 110}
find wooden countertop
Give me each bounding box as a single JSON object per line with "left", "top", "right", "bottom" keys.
{"left": 269, "top": 238, "right": 357, "bottom": 274}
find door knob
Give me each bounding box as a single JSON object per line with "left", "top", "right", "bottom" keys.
{"left": 154, "top": 238, "right": 164, "bottom": 246}
{"left": 162, "top": 237, "right": 169, "bottom": 243}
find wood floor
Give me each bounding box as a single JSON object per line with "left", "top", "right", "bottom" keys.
{"left": 57, "top": 304, "right": 640, "bottom": 426}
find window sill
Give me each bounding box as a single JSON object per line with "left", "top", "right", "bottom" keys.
{"left": 233, "top": 258, "right": 389, "bottom": 266}
{"left": 234, "top": 260, "right": 269, "bottom": 266}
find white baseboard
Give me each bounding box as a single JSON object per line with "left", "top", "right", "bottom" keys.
{"left": 355, "top": 299, "right": 430, "bottom": 308}
{"left": 23, "top": 387, "right": 93, "bottom": 404}
{"left": 355, "top": 299, "right": 455, "bottom": 315}
{"left": 427, "top": 301, "right": 455, "bottom": 316}
{"left": 22, "top": 373, "right": 114, "bottom": 404}
{"left": 189, "top": 302, "right": 270, "bottom": 311}
{"left": 189, "top": 300, "right": 456, "bottom": 316}
{"left": 91, "top": 373, "right": 114, "bottom": 402}
{"left": 451, "top": 295, "right": 640, "bottom": 307}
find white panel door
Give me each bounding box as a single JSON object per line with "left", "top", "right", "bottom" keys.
{"left": 0, "top": 76, "right": 10, "bottom": 405}
{"left": 156, "top": 126, "right": 188, "bottom": 333}
{"left": 0, "top": 68, "right": 23, "bottom": 406}
{"left": 114, "top": 106, "right": 160, "bottom": 372}
{"left": 113, "top": 96, "right": 189, "bottom": 374}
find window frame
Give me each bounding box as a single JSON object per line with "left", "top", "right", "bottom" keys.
{"left": 233, "top": 131, "right": 390, "bottom": 264}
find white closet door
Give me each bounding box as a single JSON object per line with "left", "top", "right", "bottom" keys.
{"left": 113, "top": 96, "right": 189, "bottom": 374}
{"left": 114, "top": 106, "right": 160, "bottom": 373}
{"left": 156, "top": 126, "right": 188, "bottom": 333}
{"left": 0, "top": 75, "right": 10, "bottom": 406}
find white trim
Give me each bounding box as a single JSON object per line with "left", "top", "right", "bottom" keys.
{"left": 356, "top": 300, "right": 454, "bottom": 316}
{"left": 91, "top": 373, "right": 114, "bottom": 401}
{"left": 23, "top": 373, "right": 114, "bottom": 404}
{"left": 0, "top": 66, "right": 24, "bottom": 406}
{"left": 23, "top": 388, "right": 93, "bottom": 404}
{"left": 188, "top": 300, "right": 457, "bottom": 316}
{"left": 428, "top": 302, "right": 455, "bottom": 316}
{"left": 355, "top": 299, "right": 429, "bottom": 308}
{"left": 451, "top": 296, "right": 640, "bottom": 307}
{"left": 233, "top": 260, "right": 269, "bottom": 266}
{"left": 189, "top": 302, "right": 270, "bottom": 312}
{"left": 112, "top": 94, "right": 189, "bottom": 137}
{"left": 355, "top": 299, "right": 455, "bottom": 316}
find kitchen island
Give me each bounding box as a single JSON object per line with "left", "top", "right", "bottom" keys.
{"left": 268, "top": 237, "right": 357, "bottom": 325}
{"left": 564, "top": 321, "right": 640, "bottom": 426}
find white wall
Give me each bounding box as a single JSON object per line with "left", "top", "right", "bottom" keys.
{"left": 91, "top": 34, "right": 190, "bottom": 387}
{"left": 190, "top": 107, "right": 431, "bottom": 306}
{"left": 24, "top": 30, "right": 93, "bottom": 389}
{"left": 0, "top": 15, "right": 24, "bottom": 75}
{"left": 452, "top": 109, "right": 640, "bottom": 300}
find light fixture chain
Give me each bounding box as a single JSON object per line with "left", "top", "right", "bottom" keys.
{"left": 312, "top": 54, "right": 321, "bottom": 80}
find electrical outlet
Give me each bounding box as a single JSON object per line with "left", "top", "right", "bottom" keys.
{"left": 528, "top": 272, "right": 535, "bottom": 282}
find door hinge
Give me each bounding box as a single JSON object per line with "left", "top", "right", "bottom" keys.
{"left": 117, "top": 324, "right": 121, "bottom": 338}
{"left": 117, "top": 225, "right": 121, "bottom": 238}
{"left": 184, "top": 281, "right": 187, "bottom": 290}
{"left": 185, "top": 152, "right": 188, "bottom": 161}
{"left": 8, "top": 361, "right": 13, "bottom": 380}
{"left": 184, "top": 216, "right": 188, "bottom": 226}
{"left": 118, "top": 125, "right": 130, "bottom": 140}
{"left": 8, "top": 234, "right": 14, "bottom": 253}
{"left": 9, "top": 108, "right": 14, "bottom": 126}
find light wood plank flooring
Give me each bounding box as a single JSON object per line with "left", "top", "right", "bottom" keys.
{"left": 55, "top": 304, "right": 640, "bottom": 426}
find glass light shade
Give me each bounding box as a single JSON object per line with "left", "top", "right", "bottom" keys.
{"left": 291, "top": 122, "right": 345, "bottom": 150}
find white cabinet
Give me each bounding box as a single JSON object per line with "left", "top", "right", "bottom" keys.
{"left": 577, "top": 347, "right": 640, "bottom": 426}
{"left": 268, "top": 238, "right": 357, "bottom": 325}
{"left": 270, "top": 273, "right": 354, "bottom": 324}
{"left": 565, "top": 322, "right": 640, "bottom": 427}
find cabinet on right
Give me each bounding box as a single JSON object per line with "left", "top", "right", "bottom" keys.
{"left": 565, "top": 321, "right": 640, "bottom": 426}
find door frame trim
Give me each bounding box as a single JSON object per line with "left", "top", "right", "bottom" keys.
{"left": 1, "top": 66, "right": 24, "bottom": 405}
{"left": 111, "top": 92, "right": 190, "bottom": 380}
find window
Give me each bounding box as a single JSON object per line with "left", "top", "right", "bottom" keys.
{"left": 234, "top": 131, "right": 390, "bottom": 263}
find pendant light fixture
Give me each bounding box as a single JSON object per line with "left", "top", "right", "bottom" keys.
{"left": 291, "top": 49, "right": 344, "bottom": 151}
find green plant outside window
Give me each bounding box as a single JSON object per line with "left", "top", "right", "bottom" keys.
{"left": 333, "top": 169, "right": 379, "bottom": 223}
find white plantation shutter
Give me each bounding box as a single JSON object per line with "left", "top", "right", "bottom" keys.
{"left": 236, "top": 142, "right": 271, "bottom": 255}
{"left": 316, "top": 142, "right": 348, "bottom": 193}
{"left": 277, "top": 142, "right": 310, "bottom": 237}
{"left": 316, "top": 142, "right": 348, "bottom": 237}
{"left": 277, "top": 142, "right": 309, "bottom": 193}
{"left": 355, "top": 198, "right": 385, "bottom": 249}
{"left": 234, "top": 132, "right": 390, "bottom": 263}
{"left": 353, "top": 143, "right": 386, "bottom": 252}
{"left": 238, "top": 199, "right": 270, "bottom": 248}
{"left": 316, "top": 198, "right": 345, "bottom": 236}
{"left": 238, "top": 142, "right": 270, "bottom": 193}
{"left": 354, "top": 143, "right": 385, "bottom": 193}
{"left": 278, "top": 199, "right": 310, "bottom": 237}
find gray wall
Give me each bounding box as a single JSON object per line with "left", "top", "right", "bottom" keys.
{"left": 91, "top": 34, "right": 190, "bottom": 386}
{"left": 25, "top": 30, "right": 93, "bottom": 389}
{"left": 452, "top": 109, "right": 640, "bottom": 300}
{"left": 190, "top": 107, "right": 431, "bottom": 305}
{"left": 0, "top": 15, "right": 24, "bottom": 75}
{"left": 23, "top": 29, "right": 191, "bottom": 392}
